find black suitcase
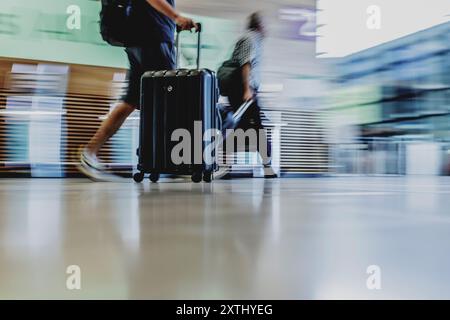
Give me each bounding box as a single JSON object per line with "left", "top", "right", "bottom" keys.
{"left": 133, "top": 23, "right": 220, "bottom": 183}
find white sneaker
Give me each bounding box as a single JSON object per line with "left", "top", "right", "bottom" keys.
{"left": 76, "top": 146, "right": 121, "bottom": 182}
{"left": 82, "top": 149, "right": 106, "bottom": 170}
{"left": 214, "top": 166, "right": 231, "bottom": 180}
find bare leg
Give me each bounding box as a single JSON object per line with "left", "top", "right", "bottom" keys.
{"left": 85, "top": 102, "right": 136, "bottom": 155}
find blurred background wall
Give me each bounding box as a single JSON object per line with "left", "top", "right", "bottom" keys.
{"left": 0, "top": 0, "right": 330, "bottom": 178}
{"left": 1, "top": 0, "right": 448, "bottom": 178}
{"left": 327, "top": 22, "right": 450, "bottom": 176}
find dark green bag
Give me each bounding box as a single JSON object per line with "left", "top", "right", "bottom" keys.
{"left": 217, "top": 59, "right": 241, "bottom": 96}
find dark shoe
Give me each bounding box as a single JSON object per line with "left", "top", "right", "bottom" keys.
{"left": 263, "top": 166, "right": 278, "bottom": 178}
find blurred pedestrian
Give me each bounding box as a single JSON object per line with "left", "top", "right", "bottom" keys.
{"left": 216, "top": 12, "right": 277, "bottom": 179}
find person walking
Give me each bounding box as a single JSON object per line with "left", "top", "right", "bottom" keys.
{"left": 217, "top": 12, "right": 277, "bottom": 179}
{"left": 78, "top": 0, "right": 197, "bottom": 181}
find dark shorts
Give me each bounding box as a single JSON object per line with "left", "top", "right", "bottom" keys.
{"left": 122, "top": 42, "right": 176, "bottom": 109}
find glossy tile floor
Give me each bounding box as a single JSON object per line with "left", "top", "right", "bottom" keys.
{"left": 1, "top": 177, "right": 450, "bottom": 299}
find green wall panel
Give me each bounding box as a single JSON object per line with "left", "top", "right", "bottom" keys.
{"left": 0, "top": 0, "right": 237, "bottom": 69}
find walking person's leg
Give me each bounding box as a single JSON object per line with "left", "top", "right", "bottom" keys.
{"left": 215, "top": 86, "right": 247, "bottom": 179}
{"left": 77, "top": 101, "right": 137, "bottom": 181}
{"left": 79, "top": 44, "right": 177, "bottom": 181}
{"left": 78, "top": 48, "right": 145, "bottom": 180}
{"left": 250, "top": 97, "right": 277, "bottom": 178}
{"left": 85, "top": 102, "right": 136, "bottom": 157}
{"left": 215, "top": 97, "right": 239, "bottom": 179}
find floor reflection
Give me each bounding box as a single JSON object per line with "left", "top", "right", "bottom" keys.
{"left": 0, "top": 177, "right": 450, "bottom": 299}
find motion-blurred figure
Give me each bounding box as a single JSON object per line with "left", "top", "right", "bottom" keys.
{"left": 78, "top": 0, "right": 197, "bottom": 181}
{"left": 216, "top": 12, "right": 276, "bottom": 179}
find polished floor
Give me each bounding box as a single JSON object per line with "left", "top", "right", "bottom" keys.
{"left": 1, "top": 177, "right": 450, "bottom": 299}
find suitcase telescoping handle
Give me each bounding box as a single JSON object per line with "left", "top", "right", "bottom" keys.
{"left": 175, "top": 22, "right": 202, "bottom": 69}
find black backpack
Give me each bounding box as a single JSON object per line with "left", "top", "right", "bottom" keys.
{"left": 217, "top": 59, "right": 241, "bottom": 96}
{"left": 100, "top": 0, "right": 138, "bottom": 47}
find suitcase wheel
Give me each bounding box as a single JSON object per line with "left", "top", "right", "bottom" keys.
{"left": 133, "top": 172, "right": 144, "bottom": 183}
{"left": 149, "top": 173, "right": 160, "bottom": 183}
{"left": 203, "top": 171, "right": 212, "bottom": 183}
{"left": 191, "top": 171, "right": 202, "bottom": 183}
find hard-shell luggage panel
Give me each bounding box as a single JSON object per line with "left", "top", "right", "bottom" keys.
{"left": 134, "top": 24, "right": 219, "bottom": 183}
{"left": 136, "top": 69, "right": 218, "bottom": 182}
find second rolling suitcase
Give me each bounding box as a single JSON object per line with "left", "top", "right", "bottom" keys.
{"left": 133, "top": 24, "right": 220, "bottom": 183}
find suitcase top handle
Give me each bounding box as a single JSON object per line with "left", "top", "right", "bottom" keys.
{"left": 175, "top": 23, "right": 202, "bottom": 70}
{"left": 176, "top": 22, "right": 202, "bottom": 34}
